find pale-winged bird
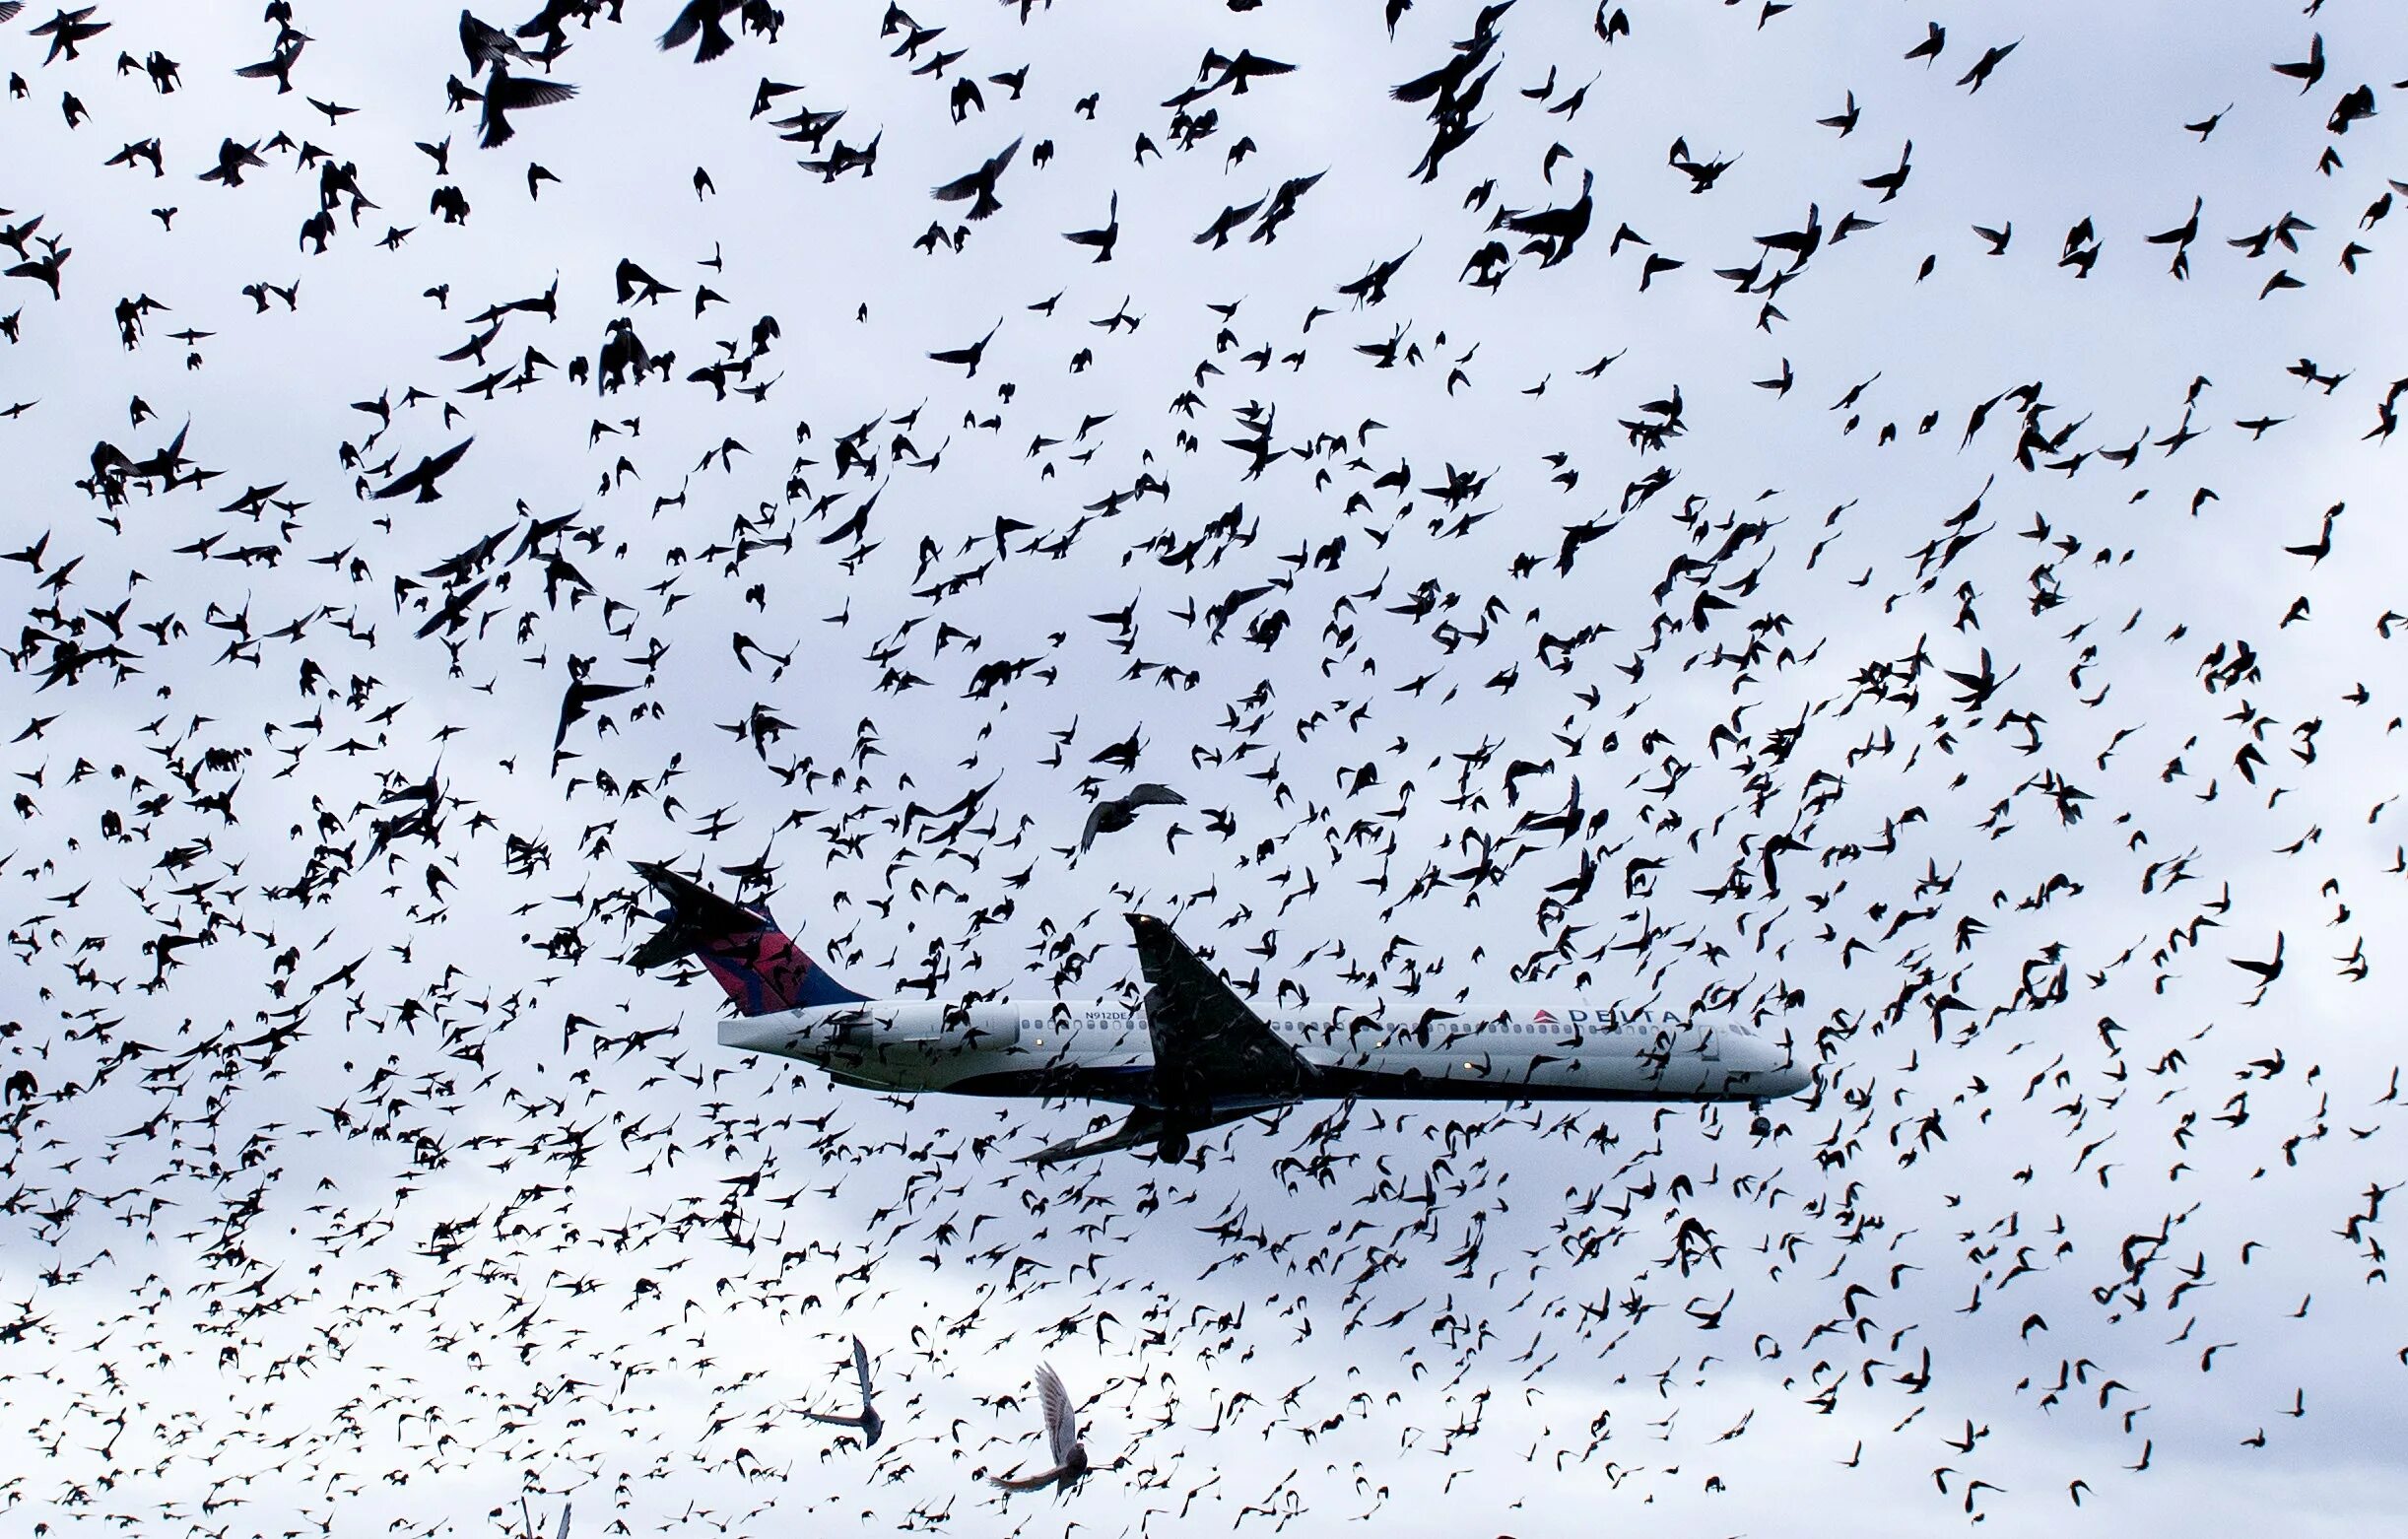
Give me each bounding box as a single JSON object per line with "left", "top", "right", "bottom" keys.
{"left": 988, "top": 1363, "right": 1088, "bottom": 1492}
{"left": 802, "top": 1335, "right": 882, "bottom": 1446}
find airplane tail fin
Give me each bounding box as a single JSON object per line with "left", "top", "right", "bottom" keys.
{"left": 628, "top": 861, "right": 868, "bottom": 1016}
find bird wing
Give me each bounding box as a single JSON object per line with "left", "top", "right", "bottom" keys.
{"left": 1078, "top": 802, "right": 1109, "bottom": 853}
{"left": 1125, "top": 783, "right": 1186, "bottom": 807}
{"left": 931, "top": 138, "right": 1018, "bottom": 201}
{"left": 370, "top": 464, "right": 427, "bottom": 500}
{"left": 928, "top": 167, "right": 985, "bottom": 202}
{"left": 425, "top": 436, "right": 476, "bottom": 478}
{"left": 1036, "top": 1364, "right": 1078, "bottom": 1463}
{"left": 1126, "top": 913, "right": 1314, "bottom": 1102}
{"left": 852, "top": 1336, "right": 873, "bottom": 1403}
{"left": 657, "top": 0, "right": 704, "bottom": 48}
{"left": 989, "top": 1466, "right": 1065, "bottom": 1491}
{"left": 436, "top": 322, "right": 501, "bottom": 362}
{"left": 493, "top": 74, "right": 577, "bottom": 109}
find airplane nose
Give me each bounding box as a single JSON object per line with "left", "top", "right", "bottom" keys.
{"left": 1736, "top": 1037, "right": 1811, "bottom": 1099}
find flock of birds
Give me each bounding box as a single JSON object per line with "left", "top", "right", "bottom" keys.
{"left": 1, "top": 1, "right": 2403, "bottom": 1534}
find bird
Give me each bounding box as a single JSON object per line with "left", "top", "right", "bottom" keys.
{"left": 928, "top": 321, "right": 1001, "bottom": 377}
{"left": 234, "top": 30, "right": 311, "bottom": 92}
{"left": 457, "top": 9, "right": 527, "bottom": 74}
{"left": 1080, "top": 783, "right": 1186, "bottom": 852}
{"left": 1063, "top": 192, "right": 1118, "bottom": 262}
{"left": 30, "top": 6, "right": 109, "bottom": 65}
{"left": 552, "top": 675, "right": 637, "bottom": 772}
{"left": 1195, "top": 197, "right": 1264, "bottom": 248}
{"left": 801, "top": 1336, "right": 883, "bottom": 1445}
{"left": 371, "top": 438, "right": 475, "bottom": 502}
{"left": 197, "top": 138, "right": 269, "bottom": 187}
{"left": 659, "top": 0, "right": 743, "bottom": 63}
{"left": 476, "top": 62, "right": 577, "bottom": 149}
{"left": 1957, "top": 39, "right": 2018, "bottom": 93}
{"left": 931, "top": 137, "right": 1022, "bottom": 221}
{"left": 988, "top": 1364, "right": 1089, "bottom": 1492}
{"left": 2270, "top": 33, "right": 2323, "bottom": 93}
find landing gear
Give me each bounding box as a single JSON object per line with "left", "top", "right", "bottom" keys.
{"left": 1155, "top": 1130, "right": 1189, "bottom": 1164}
{"left": 1750, "top": 1114, "right": 1773, "bottom": 1138}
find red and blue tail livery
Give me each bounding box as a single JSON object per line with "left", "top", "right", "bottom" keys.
{"left": 628, "top": 860, "right": 867, "bottom": 1016}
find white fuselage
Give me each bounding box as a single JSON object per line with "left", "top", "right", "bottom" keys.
{"left": 719, "top": 998, "right": 1809, "bottom": 1107}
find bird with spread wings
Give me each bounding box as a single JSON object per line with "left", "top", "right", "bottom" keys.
{"left": 801, "top": 1335, "right": 883, "bottom": 1446}
{"left": 1079, "top": 781, "right": 1185, "bottom": 852}
{"left": 989, "top": 1363, "right": 1088, "bottom": 1493}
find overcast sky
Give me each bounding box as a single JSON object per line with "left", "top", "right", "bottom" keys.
{"left": 2, "top": 1, "right": 2404, "bottom": 1535}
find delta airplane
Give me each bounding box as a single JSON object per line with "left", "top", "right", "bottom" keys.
{"left": 628, "top": 861, "right": 1811, "bottom": 1166}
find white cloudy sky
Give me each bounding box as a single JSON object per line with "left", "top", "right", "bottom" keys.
{"left": 2, "top": 1, "right": 2404, "bottom": 1535}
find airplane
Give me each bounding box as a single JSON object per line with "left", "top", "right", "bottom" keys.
{"left": 626, "top": 861, "right": 1812, "bottom": 1166}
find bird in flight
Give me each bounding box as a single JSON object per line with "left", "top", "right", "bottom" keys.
{"left": 475, "top": 61, "right": 577, "bottom": 148}
{"left": 801, "top": 1335, "right": 883, "bottom": 1446}
{"left": 932, "top": 136, "right": 1022, "bottom": 221}
{"left": 1081, "top": 782, "right": 1185, "bottom": 851}
{"left": 989, "top": 1363, "right": 1088, "bottom": 1492}
{"left": 371, "top": 437, "right": 475, "bottom": 502}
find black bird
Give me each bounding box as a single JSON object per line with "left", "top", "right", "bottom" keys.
{"left": 2270, "top": 33, "right": 2323, "bottom": 93}
{"left": 197, "top": 138, "right": 269, "bottom": 187}
{"left": 457, "top": 10, "right": 527, "bottom": 75}
{"left": 1861, "top": 140, "right": 1912, "bottom": 202}
{"left": 2230, "top": 933, "right": 2285, "bottom": 997}
{"left": 31, "top": 7, "right": 110, "bottom": 65}
{"left": 1195, "top": 197, "right": 1263, "bottom": 248}
{"left": 659, "top": 0, "right": 744, "bottom": 62}
{"left": 932, "top": 137, "right": 1022, "bottom": 221}
{"left": 1064, "top": 192, "right": 1118, "bottom": 262}
{"left": 371, "top": 438, "right": 475, "bottom": 502}
{"left": 1505, "top": 169, "right": 1596, "bottom": 267}
{"left": 1080, "top": 783, "right": 1185, "bottom": 852}
{"left": 477, "top": 62, "right": 577, "bottom": 149}
{"left": 234, "top": 31, "right": 311, "bottom": 93}
{"left": 928, "top": 321, "right": 1001, "bottom": 377}
{"left": 553, "top": 675, "right": 638, "bottom": 772}
{"left": 616, "top": 259, "right": 679, "bottom": 305}
{"left": 1957, "top": 39, "right": 2018, "bottom": 93}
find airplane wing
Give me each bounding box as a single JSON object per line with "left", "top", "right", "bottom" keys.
{"left": 1019, "top": 1102, "right": 1272, "bottom": 1168}
{"left": 1125, "top": 912, "right": 1316, "bottom": 1105}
